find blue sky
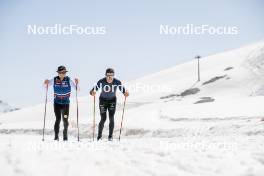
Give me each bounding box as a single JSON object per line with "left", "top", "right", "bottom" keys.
{"left": 0, "top": 0, "right": 264, "bottom": 107}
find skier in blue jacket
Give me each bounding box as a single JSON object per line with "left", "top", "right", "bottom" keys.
{"left": 44, "top": 66, "right": 79, "bottom": 141}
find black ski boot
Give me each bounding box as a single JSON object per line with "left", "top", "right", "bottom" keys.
{"left": 97, "top": 136, "right": 102, "bottom": 141}
{"left": 54, "top": 133, "right": 59, "bottom": 141}
{"left": 108, "top": 136, "right": 113, "bottom": 141}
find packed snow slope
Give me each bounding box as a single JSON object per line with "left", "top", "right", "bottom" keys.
{"left": 1, "top": 40, "right": 264, "bottom": 176}
{"left": 1, "top": 40, "right": 264, "bottom": 128}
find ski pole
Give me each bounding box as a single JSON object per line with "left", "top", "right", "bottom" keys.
{"left": 42, "top": 84, "right": 48, "bottom": 141}
{"left": 92, "top": 95, "right": 96, "bottom": 141}
{"left": 76, "top": 83, "right": 80, "bottom": 142}
{"left": 118, "top": 96, "right": 127, "bottom": 141}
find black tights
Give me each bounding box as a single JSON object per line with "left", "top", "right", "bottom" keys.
{"left": 54, "top": 103, "right": 69, "bottom": 137}
{"left": 98, "top": 98, "right": 116, "bottom": 138}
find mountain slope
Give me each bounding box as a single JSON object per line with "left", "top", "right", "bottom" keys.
{"left": 1, "top": 41, "right": 264, "bottom": 120}
{"left": 1, "top": 41, "right": 264, "bottom": 176}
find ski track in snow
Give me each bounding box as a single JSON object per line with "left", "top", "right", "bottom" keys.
{"left": 1, "top": 116, "right": 264, "bottom": 138}
{"left": 1, "top": 116, "right": 264, "bottom": 176}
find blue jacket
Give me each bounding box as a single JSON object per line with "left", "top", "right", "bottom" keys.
{"left": 53, "top": 76, "right": 71, "bottom": 104}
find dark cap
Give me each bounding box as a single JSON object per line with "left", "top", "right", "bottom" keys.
{"left": 57, "top": 66, "right": 68, "bottom": 72}
{"left": 105, "top": 68, "right": 115, "bottom": 75}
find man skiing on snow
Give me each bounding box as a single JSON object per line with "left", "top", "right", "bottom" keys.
{"left": 44, "top": 66, "right": 79, "bottom": 141}
{"left": 90, "top": 68, "right": 129, "bottom": 141}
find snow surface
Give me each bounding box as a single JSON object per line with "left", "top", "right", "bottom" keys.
{"left": 1, "top": 41, "right": 264, "bottom": 176}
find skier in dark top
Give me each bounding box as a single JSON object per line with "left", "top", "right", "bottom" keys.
{"left": 44, "top": 66, "right": 79, "bottom": 141}
{"left": 90, "top": 68, "right": 129, "bottom": 141}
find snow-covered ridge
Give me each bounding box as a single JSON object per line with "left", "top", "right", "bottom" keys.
{"left": 110, "top": 40, "right": 264, "bottom": 106}
{"left": 1, "top": 40, "right": 264, "bottom": 125}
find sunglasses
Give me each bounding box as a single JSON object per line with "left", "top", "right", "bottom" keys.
{"left": 58, "top": 72, "right": 67, "bottom": 74}
{"left": 106, "top": 74, "right": 114, "bottom": 77}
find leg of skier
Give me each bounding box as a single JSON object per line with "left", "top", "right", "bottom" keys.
{"left": 98, "top": 99, "right": 107, "bottom": 140}
{"left": 54, "top": 103, "right": 62, "bottom": 140}
{"left": 62, "top": 104, "right": 69, "bottom": 141}
{"left": 108, "top": 99, "right": 116, "bottom": 141}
